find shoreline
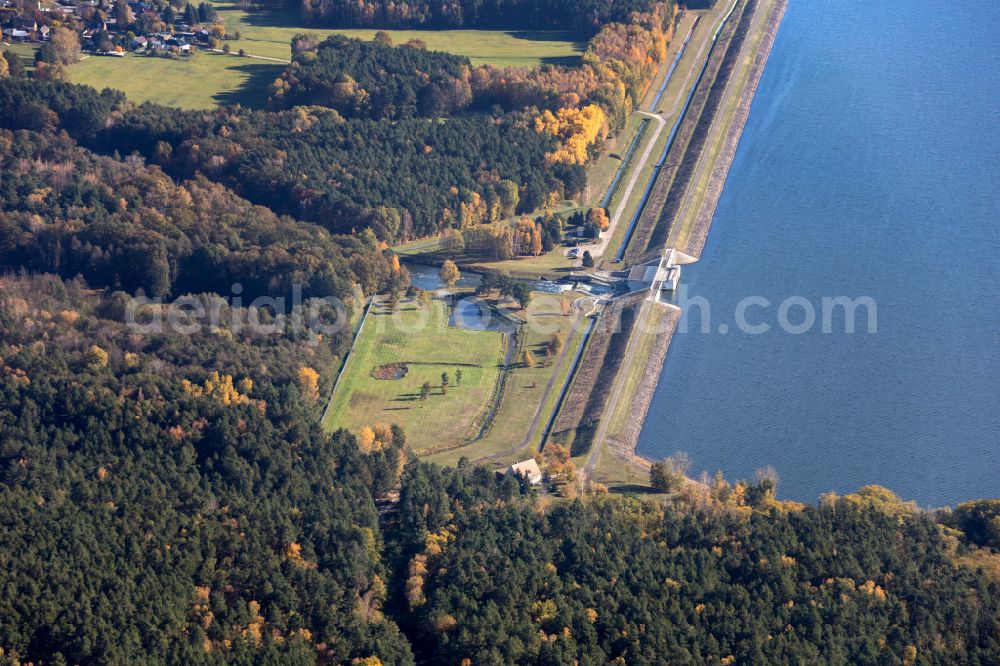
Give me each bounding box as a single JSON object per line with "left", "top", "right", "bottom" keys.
{"left": 598, "top": 0, "right": 788, "bottom": 475}
{"left": 680, "top": 0, "right": 789, "bottom": 259}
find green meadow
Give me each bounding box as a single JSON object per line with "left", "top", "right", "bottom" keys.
{"left": 321, "top": 295, "right": 506, "bottom": 454}
{"left": 71, "top": 51, "right": 281, "bottom": 109}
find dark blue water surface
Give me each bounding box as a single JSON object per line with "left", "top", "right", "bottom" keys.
{"left": 637, "top": 1, "right": 1000, "bottom": 506}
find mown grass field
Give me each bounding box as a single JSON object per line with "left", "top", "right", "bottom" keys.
{"left": 2, "top": 43, "right": 39, "bottom": 73}
{"left": 211, "top": 2, "right": 583, "bottom": 66}
{"left": 321, "top": 295, "right": 505, "bottom": 454}
{"left": 425, "top": 290, "right": 589, "bottom": 467}
{"left": 70, "top": 51, "right": 282, "bottom": 109}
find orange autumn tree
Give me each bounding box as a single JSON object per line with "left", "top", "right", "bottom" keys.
{"left": 510, "top": 217, "right": 544, "bottom": 256}
{"left": 586, "top": 207, "right": 611, "bottom": 233}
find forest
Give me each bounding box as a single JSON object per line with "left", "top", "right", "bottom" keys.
{"left": 295, "top": 0, "right": 666, "bottom": 34}
{"left": 0, "top": 77, "right": 581, "bottom": 243}
{"left": 0, "top": 126, "right": 407, "bottom": 300}
{"left": 393, "top": 469, "right": 1000, "bottom": 664}
{"left": 1, "top": 273, "right": 998, "bottom": 664}
{"left": 270, "top": 34, "right": 474, "bottom": 119}
{"left": 0, "top": 0, "right": 673, "bottom": 246}
{"left": 2, "top": 3, "right": 1000, "bottom": 662}
{"left": 0, "top": 274, "right": 413, "bottom": 664}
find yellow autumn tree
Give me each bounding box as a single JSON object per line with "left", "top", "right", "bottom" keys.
{"left": 357, "top": 426, "right": 377, "bottom": 453}
{"left": 297, "top": 366, "right": 320, "bottom": 402}
{"left": 440, "top": 260, "right": 461, "bottom": 287}
{"left": 183, "top": 371, "right": 251, "bottom": 405}
{"left": 534, "top": 104, "right": 608, "bottom": 165}
{"left": 86, "top": 344, "right": 109, "bottom": 369}
{"left": 531, "top": 224, "right": 544, "bottom": 256}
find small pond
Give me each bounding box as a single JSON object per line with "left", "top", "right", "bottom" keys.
{"left": 404, "top": 261, "right": 482, "bottom": 291}
{"left": 449, "top": 298, "right": 487, "bottom": 330}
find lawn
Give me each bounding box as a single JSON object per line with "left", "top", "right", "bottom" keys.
{"left": 321, "top": 295, "right": 506, "bottom": 454}
{"left": 424, "top": 290, "right": 590, "bottom": 467}
{"left": 583, "top": 446, "right": 661, "bottom": 495}
{"left": 211, "top": 2, "right": 584, "bottom": 67}
{"left": 70, "top": 51, "right": 282, "bottom": 109}
{"left": 3, "top": 42, "right": 39, "bottom": 73}
{"left": 465, "top": 245, "right": 581, "bottom": 280}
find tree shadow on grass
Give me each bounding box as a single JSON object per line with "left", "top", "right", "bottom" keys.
{"left": 609, "top": 484, "right": 658, "bottom": 495}
{"left": 211, "top": 57, "right": 285, "bottom": 108}
{"left": 507, "top": 30, "right": 586, "bottom": 66}
{"left": 538, "top": 55, "right": 584, "bottom": 67}
{"left": 229, "top": 7, "right": 310, "bottom": 30}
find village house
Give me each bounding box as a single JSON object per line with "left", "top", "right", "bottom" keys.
{"left": 502, "top": 459, "right": 543, "bottom": 485}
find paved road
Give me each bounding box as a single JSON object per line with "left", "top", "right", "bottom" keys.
{"left": 584, "top": 5, "right": 726, "bottom": 262}
{"left": 586, "top": 112, "right": 667, "bottom": 259}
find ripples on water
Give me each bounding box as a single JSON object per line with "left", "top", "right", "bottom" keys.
{"left": 637, "top": 0, "right": 1000, "bottom": 506}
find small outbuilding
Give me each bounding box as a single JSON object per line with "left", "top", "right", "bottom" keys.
{"left": 626, "top": 253, "right": 682, "bottom": 293}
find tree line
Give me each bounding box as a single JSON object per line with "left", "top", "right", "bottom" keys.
{"left": 296, "top": 0, "right": 666, "bottom": 35}
{"left": 390, "top": 460, "right": 1000, "bottom": 665}
{"left": 273, "top": 1, "right": 677, "bottom": 135}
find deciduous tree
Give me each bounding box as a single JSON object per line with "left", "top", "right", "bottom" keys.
{"left": 440, "top": 260, "right": 461, "bottom": 287}
{"left": 297, "top": 366, "right": 321, "bottom": 402}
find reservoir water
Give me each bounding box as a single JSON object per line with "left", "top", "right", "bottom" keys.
{"left": 636, "top": 0, "right": 1000, "bottom": 506}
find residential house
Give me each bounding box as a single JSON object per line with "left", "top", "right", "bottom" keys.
{"left": 503, "top": 459, "right": 543, "bottom": 485}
